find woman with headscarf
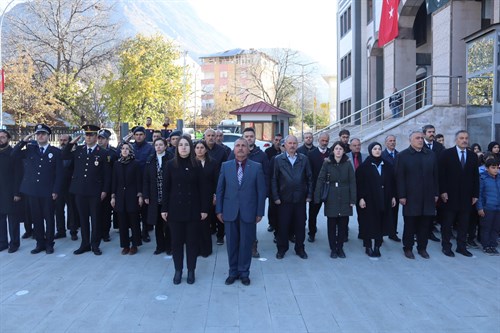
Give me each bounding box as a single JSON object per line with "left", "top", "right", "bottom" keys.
{"left": 161, "top": 135, "right": 209, "bottom": 285}
{"left": 355, "top": 142, "right": 396, "bottom": 257}
{"left": 314, "top": 141, "right": 356, "bottom": 259}
{"left": 111, "top": 142, "right": 143, "bottom": 255}
{"left": 194, "top": 140, "right": 219, "bottom": 258}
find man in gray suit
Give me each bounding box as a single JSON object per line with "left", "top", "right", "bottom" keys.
{"left": 216, "top": 138, "right": 266, "bottom": 286}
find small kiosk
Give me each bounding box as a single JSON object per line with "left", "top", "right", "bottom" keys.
{"left": 229, "top": 101, "right": 295, "bottom": 141}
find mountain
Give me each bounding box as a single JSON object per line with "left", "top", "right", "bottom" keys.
{"left": 112, "top": 0, "right": 234, "bottom": 61}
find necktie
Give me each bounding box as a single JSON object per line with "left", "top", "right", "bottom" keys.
{"left": 428, "top": 143, "right": 432, "bottom": 150}
{"left": 354, "top": 154, "right": 359, "bottom": 169}
{"left": 40, "top": 147, "right": 44, "bottom": 154}
{"left": 88, "top": 148, "right": 92, "bottom": 155}
{"left": 390, "top": 152, "right": 394, "bottom": 159}
{"left": 237, "top": 162, "right": 243, "bottom": 185}
{"left": 460, "top": 150, "right": 465, "bottom": 168}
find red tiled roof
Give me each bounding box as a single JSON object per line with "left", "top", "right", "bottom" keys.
{"left": 229, "top": 101, "right": 295, "bottom": 117}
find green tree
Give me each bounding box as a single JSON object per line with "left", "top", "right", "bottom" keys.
{"left": 103, "top": 34, "right": 185, "bottom": 127}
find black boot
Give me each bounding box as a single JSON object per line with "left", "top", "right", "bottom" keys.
{"left": 187, "top": 270, "right": 195, "bottom": 284}
{"left": 373, "top": 246, "right": 381, "bottom": 257}
{"left": 173, "top": 270, "right": 182, "bottom": 285}
{"left": 365, "top": 247, "right": 374, "bottom": 257}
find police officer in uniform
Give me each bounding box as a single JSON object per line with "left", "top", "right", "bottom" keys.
{"left": 97, "top": 129, "right": 118, "bottom": 241}
{"left": 12, "top": 124, "right": 63, "bottom": 254}
{"left": 62, "top": 125, "right": 111, "bottom": 255}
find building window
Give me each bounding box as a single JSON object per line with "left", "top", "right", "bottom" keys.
{"left": 340, "top": 99, "right": 352, "bottom": 124}
{"left": 367, "top": 0, "right": 373, "bottom": 23}
{"left": 340, "top": 52, "right": 352, "bottom": 81}
{"left": 340, "top": 6, "right": 351, "bottom": 37}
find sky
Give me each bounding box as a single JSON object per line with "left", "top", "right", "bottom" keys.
{"left": 188, "top": 0, "right": 338, "bottom": 73}
{"left": 1, "top": 0, "right": 338, "bottom": 73}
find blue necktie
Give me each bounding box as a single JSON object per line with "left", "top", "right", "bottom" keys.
{"left": 237, "top": 162, "right": 243, "bottom": 185}
{"left": 40, "top": 147, "right": 44, "bottom": 154}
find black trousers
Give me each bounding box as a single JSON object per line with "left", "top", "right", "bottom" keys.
{"left": 389, "top": 204, "right": 399, "bottom": 237}
{"left": 55, "top": 191, "right": 79, "bottom": 235}
{"left": 267, "top": 199, "right": 278, "bottom": 229}
{"left": 276, "top": 202, "right": 306, "bottom": 254}
{"left": 308, "top": 202, "right": 322, "bottom": 237}
{"left": 28, "top": 196, "right": 55, "bottom": 249}
{"left": 0, "top": 200, "right": 22, "bottom": 249}
{"left": 75, "top": 195, "right": 101, "bottom": 250}
{"left": 155, "top": 204, "right": 171, "bottom": 253}
{"left": 441, "top": 209, "right": 470, "bottom": 251}
{"left": 403, "top": 215, "right": 432, "bottom": 251}
{"left": 169, "top": 220, "right": 200, "bottom": 271}
{"left": 327, "top": 216, "right": 349, "bottom": 251}
{"left": 99, "top": 193, "right": 113, "bottom": 239}
{"left": 118, "top": 212, "right": 141, "bottom": 248}
{"left": 468, "top": 204, "right": 480, "bottom": 241}
{"left": 212, "top": 205, "right": 224, "bottom": 239}
{"left": 140, "top": 203, "right": 150, "bottom": 233}
{"left": 199, "top": 206, "right": 213, "bottom": 257}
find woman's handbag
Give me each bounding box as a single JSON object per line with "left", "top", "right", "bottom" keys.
{"left": 320, "top": 173, "right": 330, "bottom": 202}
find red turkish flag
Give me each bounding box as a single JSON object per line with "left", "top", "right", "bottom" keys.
{"left": 378, "top": 0, "right": 399, "bottom": 47}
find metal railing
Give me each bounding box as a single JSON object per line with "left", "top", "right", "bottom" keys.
{"left": 314, "top": 75, "right": 464, "bottom": 139}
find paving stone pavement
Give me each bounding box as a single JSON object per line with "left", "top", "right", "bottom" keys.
{"left": 1, "top": 204, "right": 499, "bottom": 333}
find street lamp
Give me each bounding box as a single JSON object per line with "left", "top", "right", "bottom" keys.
{"left": 0, "top": 0, "right": 17, "bottom": 129}
{"left": 297, "top": 61, "right": 317, "bottom": 140}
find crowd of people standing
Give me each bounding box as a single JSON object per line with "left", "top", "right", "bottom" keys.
{"left": 0, "top": 121, "right": 499, "bottom": 287}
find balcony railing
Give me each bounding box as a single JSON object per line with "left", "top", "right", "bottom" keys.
{"left": 314, "top": 75, "right": 464, "bottom": 139}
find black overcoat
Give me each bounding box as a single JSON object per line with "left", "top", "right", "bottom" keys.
{"left": 143, "top": 153, "right": 172, "bottom": 225}
{"left": 111, "top": 159, "right": 142, "bottom": 213}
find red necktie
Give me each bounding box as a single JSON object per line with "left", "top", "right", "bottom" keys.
{"left": 354, "top": 154, "right": 359, "bottom": 169}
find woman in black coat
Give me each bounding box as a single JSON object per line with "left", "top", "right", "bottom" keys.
{"left": 356, "top": 142, "right": 396, "bottom": 257}
{"left": 111, "top": 142, "right": 143, "bottom": 255}
{"left": 144, "top": 138, "right": 173, "bottom": 255}
{"left": 161, "top": 135, "right": 209, "bottom": 285}
{"left": 194, "top": 140, "right": 219, "bottom": 257}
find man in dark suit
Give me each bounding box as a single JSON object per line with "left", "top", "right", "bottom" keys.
{"left": 216, "top": 138, "right": 266, "bottom": 286}
{"left": 422, "top": 124, "right": 445, "bottom": 242}
{"left": 0, "top": 130, "right": 22, "bottom": 253}
{"left": 62, "top": 125, "right": 111, "bottom": 255}
{"left": 381, "top": 134, "right": 401, "bottom": 242}
{"left": 396, "top": 131, "right": 439, "bottom": 259}
{"left": 12, "top": 124, "right": 63, "bottom": 254}
{"left": 439, "top": 130, "right": 479, "bottom": 257}
{"left": 307, "top": 132, "right": 330, "bottom": 242}
{"left": 297, "top": 131, "right": 315, "bottom": 156}
{"left": 272, "top": 135, "right": 313, "bottom": 260}
{"left": 347, "top": 138, "right": 363, "bottom": 170}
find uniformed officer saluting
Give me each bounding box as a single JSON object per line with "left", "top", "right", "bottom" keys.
{"left": 12, "top": 124, "right": 63, "bottom": 254}
{"left": 62, "top": 125, "right": 111, "bottom": 255}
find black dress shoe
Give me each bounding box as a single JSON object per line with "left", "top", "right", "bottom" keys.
{"left": 307, "top": 235, "right": 315, "bottom": 243}
{"left": 92, "top": 248, "right": 103, "bottom": 256}
{"left": 102, "top": 235, "right": 111, "bottom": 242}
{"left": 276, "top": 252, "right": 285, "bottom": 259}
{"left": 216, "top": 238, "right": 224, "bottom": 245}
{"left": 173, "top": 270, "right": 182, "bottom": 285}
{"left": 456, "top": 248, "right": 473, "bottom": 257}
{"left": 429, "top": 232, "right": 440, "bottom": 242}
{"left": 54, "top": 233, "right": 66, "bottom": 239}
{"left": 71, "top": 234, "right": 78, "bottom": 241}
{"left": 466, "top": 240, "right": 479, "bottom": 249}
{"left": 73, "top": 247, "right": 91, "bottom": 255}
{"left": 373, "top": 247, "right": 381, "bottom": 257}
{"left": 141, "top": 232, "right": 151, "bottom": 243}
{"left": 187, "top": 270, "right": 195, "bottom": 284}
{"left": 389, "top": 235, "right": 401, "bottom": 242}
{"left": 241, "top": 277, "right": 250, "bottom": 286}
{"left": 442, "top": 249, "right": 455, "bottom": 257}
{"left": 267, "top": 225, "right": 274, "bottom": 232}
{"left": 225, "top": 276, "right": 237, "bottom": 285}
{"left": 31, "top": 247, "right": 45, "bottom": 254}
{"left": 337, "top": 249, "right": 346, "bottom": 258}
{"left": 22, "top": 232, "right": 32, "bottom": 239}
{"left": 404, "top": 249, "right": 415, "bottom": 259}
{"left": 46, "top": 247, "right": 54, "bottom": 254}
{"left": 330, "top": 250, "right": 338, "bottom": 258}
{"left": 365, "top": 247, "right": 374, "bottom": 257}
{"left": 153, "top": 249, "right": 164, "bottom": 255}
{"left": 296, "top": 251, "right": 308, "bottom": 259}
{"left": 418, "top": 250, "right": 430, "bottom": 259}
{"left": 8, "top": 247, "right": 18, "bottom": 253}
